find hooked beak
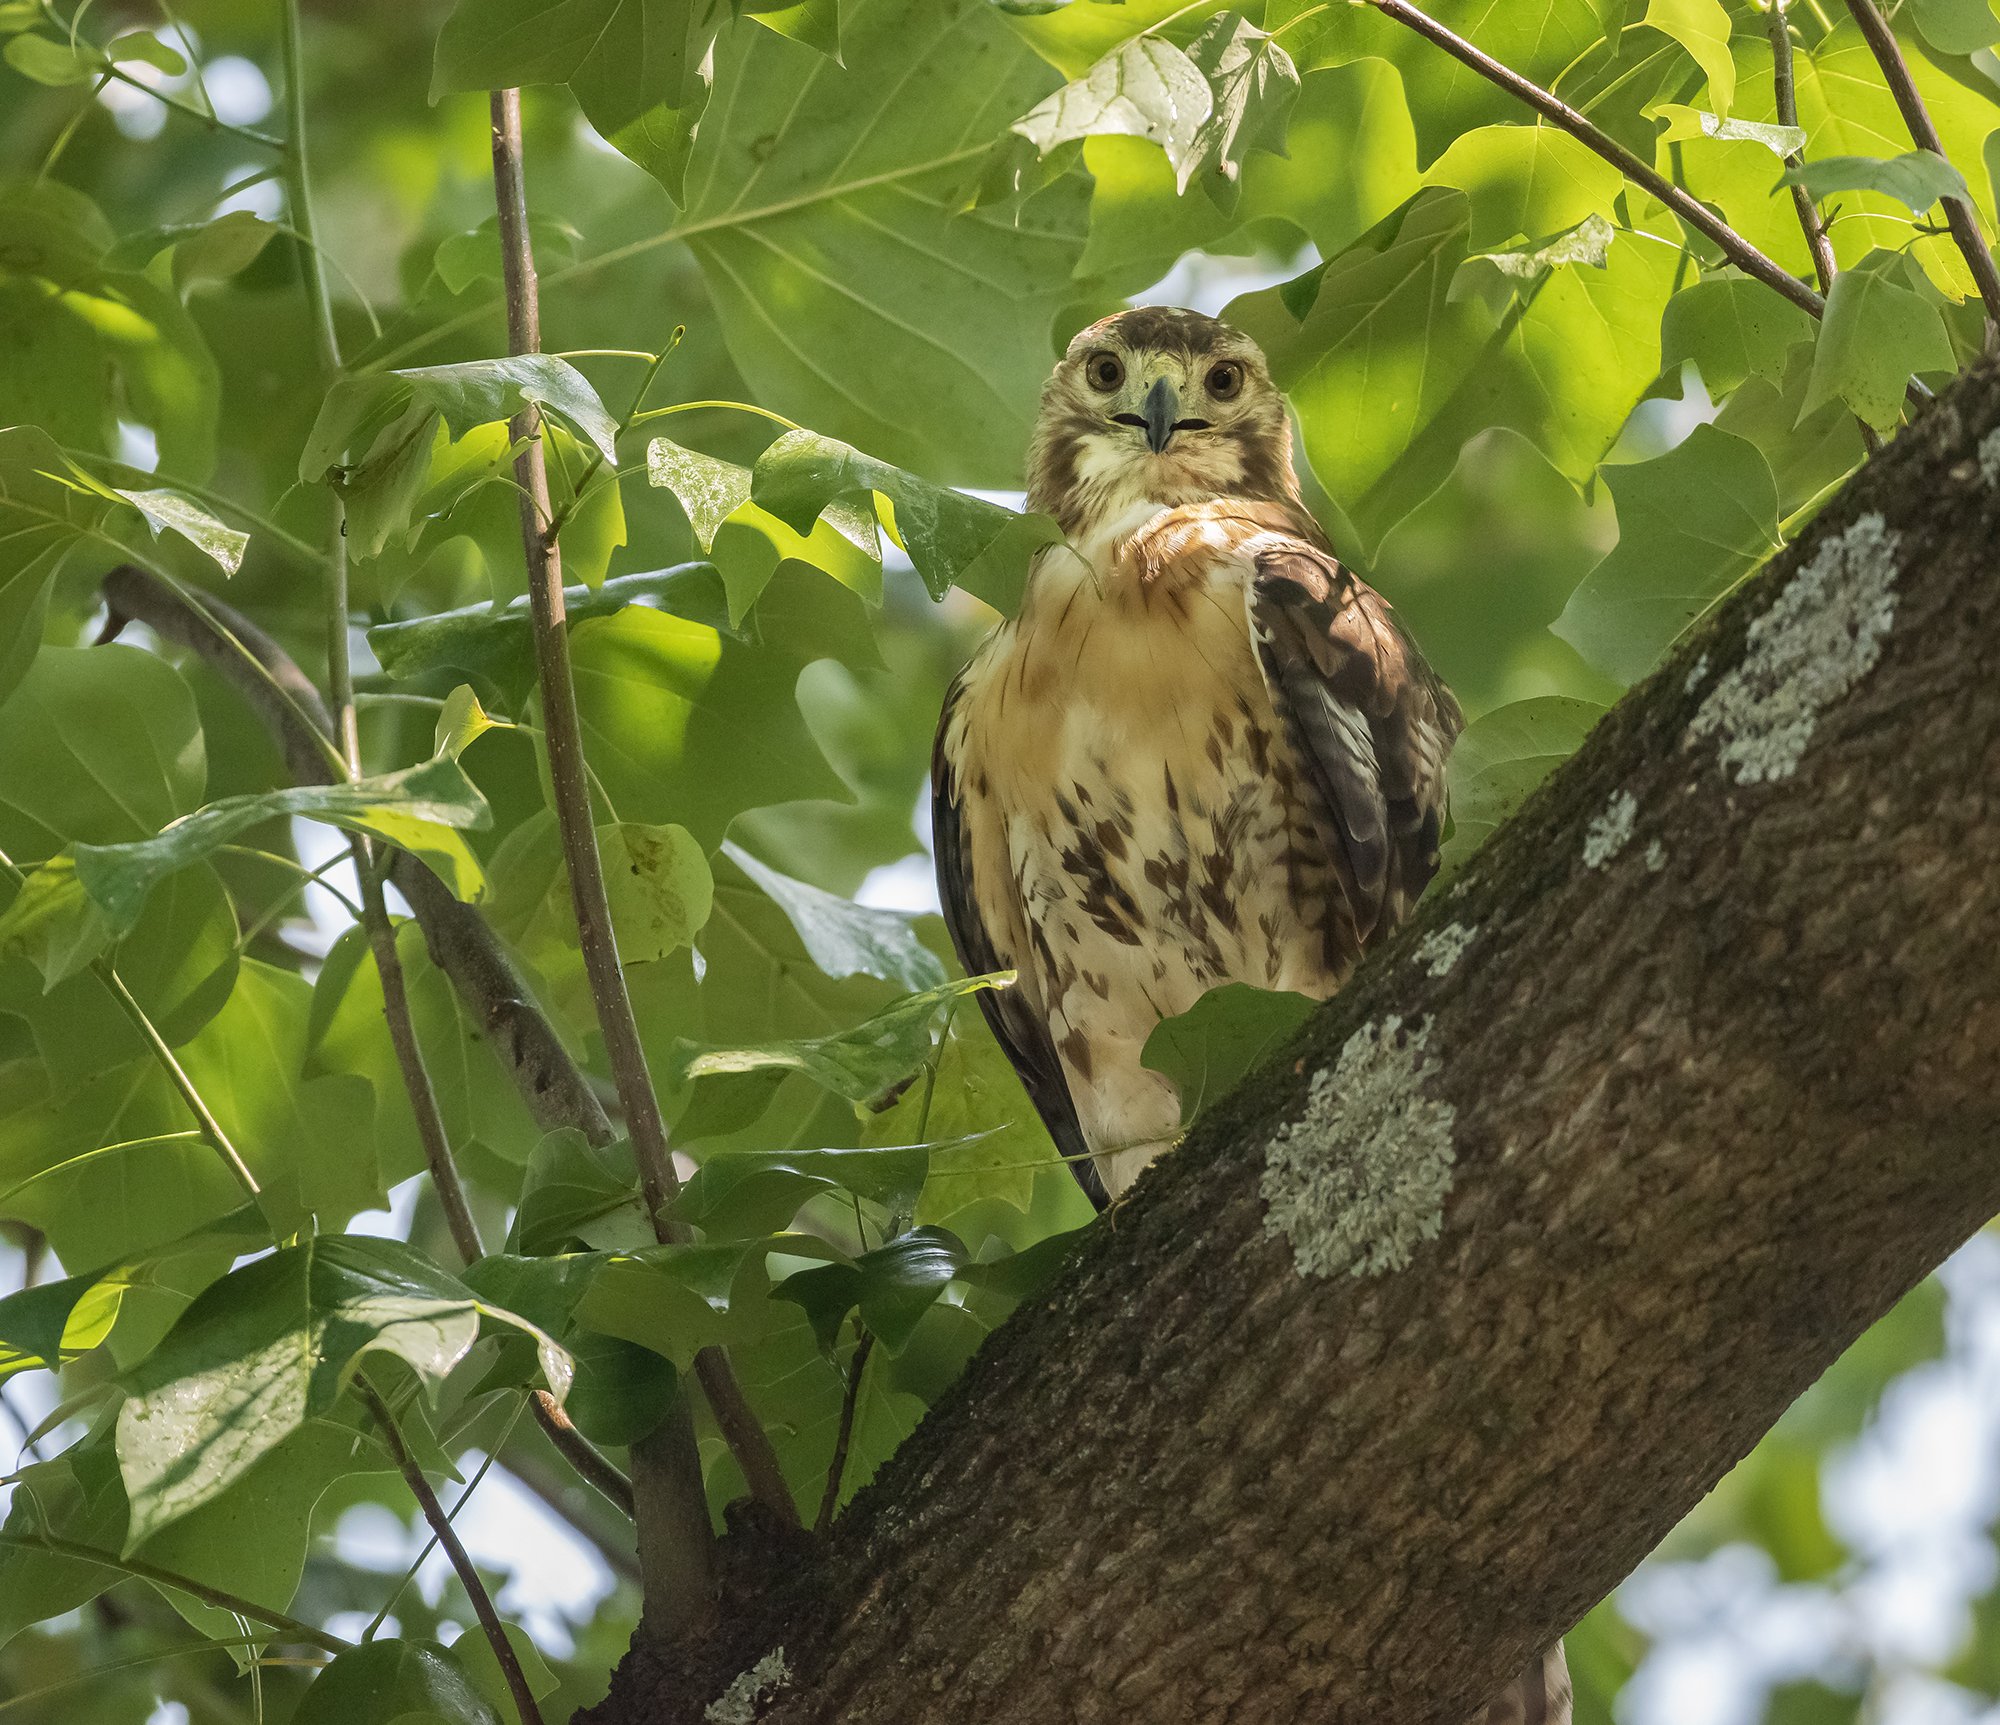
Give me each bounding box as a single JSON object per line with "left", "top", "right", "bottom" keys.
{"left": 1141, "top": 376, "right": 1177, "bottom": 454}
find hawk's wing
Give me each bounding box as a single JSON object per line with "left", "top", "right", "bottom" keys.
{"left": 1245, "top": 519, "right": 1463, "bottom": 940}
{"left": 931, "top": 676, "right": 1109, "bottom": 1210}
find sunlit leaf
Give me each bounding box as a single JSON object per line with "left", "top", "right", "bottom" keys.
{"left": 1801, "top": 250, "right": 1957, "bottom": 433}
{"left": 1553, "top": 425, "right": 1783, "bottom": 686}
{"left": 1641, "top": 0, "right": 1733, "bottom": 116}
{"left": 113, "top": 486, "right": 249, "bottom": 576}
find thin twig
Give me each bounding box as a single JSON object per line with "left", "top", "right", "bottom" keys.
{"left": 355, "top": 1380, "right": 544, "bottom": 1725}
{"left": 281, "top": 0, "right": 485, "bottom": 1269}
{"left": 0, "top": 1531, "right": 348, "bottom": 1651}
{"left": 487, "top": 88, "right": 796, "bottom": 1544}
{"left": 1842, "top": 0, "right": 2000, "bottom": 345}
{"left": 814, "top": 1329, "right": 875, "bottom": 1537}
{"left": 529, "top": 1389, "right": 635, "bottom": 1518}
{"left": 1771, "top": 1, "right": 1883, "bottom": 454}
{"left": 1769, "top": 4, "right": 1838, "bottom": 297}
{"left": 1365, "top": 0, "right": 1822, "bottom": 316}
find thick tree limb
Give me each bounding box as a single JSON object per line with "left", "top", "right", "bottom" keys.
{"left": 581, "top": 363, "right": 2000, "bottom": 1722}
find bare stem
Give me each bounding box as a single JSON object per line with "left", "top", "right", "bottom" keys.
{"left": 0, "top": 1531, "right": 347, "bottom": 1652}
{"left": 487, "top": 90, "right": 796, "bottom": 1551}
{"left": 530, "top": 1389, "right": 636, "bottom": 1518}
{"left": 814, "top": 1329, "right": 875, "bottom": 1537}
{"left": 1769, "top": 4, "right": 1837, "bottom": 298}
{"left": 356, "top": 1381, "right": 544, "bottom": 1725}
{"left": 360, "top": 863, "right": 485, "bottom": 1265}
{"left": 487, "top": 86, "right": 730, "bottom": 1625}
{"left": 1842, "top": 0, "right": 2000, "bottom": 345}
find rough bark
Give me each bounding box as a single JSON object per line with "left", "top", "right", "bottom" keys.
{"left": 582, "top": 363, "right": 2000, "bottom": 1722}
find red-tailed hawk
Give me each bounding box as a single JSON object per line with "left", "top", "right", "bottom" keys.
{"left": 931, "top": 306, "right": 1569, "bottom": 1725}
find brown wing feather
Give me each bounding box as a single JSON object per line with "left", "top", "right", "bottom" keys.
{"left": 1246, "top": 524, "right": 1462, "bottom": 939}
{"left": 931, "top": 676, "right": 1108, "bottom": 1211}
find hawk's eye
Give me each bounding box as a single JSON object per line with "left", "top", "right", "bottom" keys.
{"left": 1206, "top": 360, "right": 1245, "bottom": 401}
{"left": 1085, "top": 351, "right": 1125, "bottom": 393}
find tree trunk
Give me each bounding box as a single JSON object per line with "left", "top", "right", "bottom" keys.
{"left": 581, "top": 360, "right": 2000, "bottom": 1724}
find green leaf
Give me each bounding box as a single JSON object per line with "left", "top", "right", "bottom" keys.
{"left": 570, "top": 604, "right": 846, "bottom": 849}
{"left": 4, "top": 30, "right": 97, "bottom": 84}
{"left": 294, "top": 1639, "right": 500, "bottom": 1725}
{"left": 1801, "top": 251, "right": 1957, "bottom": 433}
{"left": 676, "top": 0, "right": 1087, "bottom": 482}
{"left": 1178, "top": 12, "right": 1301, "bottom": 208}
{"left": 1650, "top": 104, "right": 1803, "bottom": 158}
{"left": 1140, "top": 983, "right": 1319, "bottom": 1125}
{"left": 747, "top": 0, "right": 842, "bottom": 60}
{"left": 368, "top": 564, "right": 734, "bottom": 700}
{"left": 0, "top": 181, "right": 219, "bottom": 473}
{"left": 0, "top": 854, "right": 113, "bottom": 987}
{"left": 433, "top": 684, "right": 501, "bottom": 760}
{"left": 106, "top": 28, "right": 187, "bottom": 73}
{"left": 1554, "top": 426, "right": 1782, "bottom": 687}
{"left": 1441, "top": 696, "right": 1609, "bottom": 868}
{"left": 601, "top": 822, "right": 714, "bottom": 962}
{"left": 1642, "top": 0, "right": 1733, "bottom": 116}
{"left": 676, "top": 974, "right": 1012, "bottom": 1132}
{"left": 1910, "top": 0, "right": 2000, "bottom": 54}
{"left": 431, "top": 213, "right": 579, "bottom": 296}
{"left": 432, "top": 0, "right": 716, "bottom": 142}
{"left": 1659, "top": 273, "right": 1816, "bottom": 396}
{"left": 721, "top": 840, "right": 946, "bottom": 993}
{"left": 0, "top": 1270, "right": 106, "bottom": 1373}
{"left": 646, "top": 437, "right": 754, "bottom": 553}
{"left": 1422, "top": 124, "right": 1622, "bottom": 250}
{"left": 574, "top": 1241, "right": 768, "bottom": 1367}
{"left": 1778, "top": 149, "right": 1970, "bottom": 215}
{"left": 671, "top": 1144, "right": 933, "bottom": 1240}
{"left": 749, "top": 429, "right": 1064, "bottom": 611}
{"left": 115, "top": 1235, "right": 542, "bottom": 1548}
{"left": 112, "top": 487, "right": 249, "bottom": 576}
{"left": 71, "top": 757, "right": 491, "bottom": 936}
{"left": 0, "top": 644, "right": 204, "bottom": 853}
{"left": 300, "top": 358, "right": 620, "bottom": 553}
{"left": 457, "top": 1622, "right": 560, "bottom": 1717}
{"left": 1012, "top": 34, "right": 1211, "bottom": 180}
{"left": 505, "top": 1130, "right": 647, "bottom": 1255}
{"left": 774, "top": 1225, "right": 968, "bottom": 1351}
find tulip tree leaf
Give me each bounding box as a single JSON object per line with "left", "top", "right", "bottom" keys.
{"left": 1440, "top": 697, "right": 1610, "bottom": 870}
{"left": 70, "top": 757, "right": 492, "bottom": 936}
{"left": 1642, "top": 0, "right": 1734, "bottom": 116}
{"left": 1801, "top": 251, "right": 1957, "bottom": 433}
{"left": 721, "top": 841, "right": 946, "bottom": 994}
{"left": 1777, "top": 149, "right": 1970, "bottom": 215}
{"left": 115, "top": 1234, "right": 564, "bottom": 1549}
{"left": 1141, "top": 983, "right": 1319, "bottom": 1126}
{"left": 1553, "top": 425, "right": 1783, "bottom": 687}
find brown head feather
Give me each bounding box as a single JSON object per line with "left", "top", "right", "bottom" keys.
{"left": 1026, "top": 306, "right": 1299, "bottom": 536}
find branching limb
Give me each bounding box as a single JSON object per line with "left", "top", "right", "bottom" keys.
{"left": 1842, "top": 0, "right": 2000, "bottom": 344}
{"left": 813, "top": 1330, "right": 874, "bottom": 1538}
{"left": 356, "top": 1379, "right": 545, "bottom": 1725}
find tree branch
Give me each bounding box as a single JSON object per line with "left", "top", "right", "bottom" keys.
{"left": 1366, "top": 0, "right": 1823, "bottom": 316}
{"left": 485, "top": 87, "right": 796, "bottom": 1549}
{"left": 356, "top": 1380, "right": 544, "bottom": 1725}
{"left": 1843, "top": 0, "right": 2000, "bottom": 344}
{"left": 580, "top": 359, "right": 2000, "bottom": 1724}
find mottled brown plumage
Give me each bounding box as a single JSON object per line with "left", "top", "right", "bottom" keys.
{"left": 932, "top": 306, "right": 1566, "bottom": 1724}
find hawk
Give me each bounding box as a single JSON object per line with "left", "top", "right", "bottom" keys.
{"left": 930, "top": 306, "right": 1569, "bottom": 1725}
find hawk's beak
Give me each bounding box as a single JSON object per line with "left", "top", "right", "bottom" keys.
{"left": 1142, "top": 376, "right": 1178, "bottom": 454}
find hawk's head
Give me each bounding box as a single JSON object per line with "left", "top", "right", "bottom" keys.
{"left": 1025, "top": 306, "right": 1297, "bottom": 536}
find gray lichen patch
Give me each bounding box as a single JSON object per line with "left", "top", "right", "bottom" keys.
{"left": 706, "top": 1649, "right": 790, "bottom": 1724}
{"left": 1414, "top": 921, "right": 1475, "bottom": 977}
{"left": 1582, "top": 791, "right": 1637, "bottom": 869}
{"left": 1980, "top": 425, "right": 2000, "bottom": 488}
{"left": 1644, "top": 839, "right": 1667, "bottom": 873}
{"left": 1261, "top": 1016, "right": 1456, "bottom": 1279}
{"left": 1687, "top": 512, "right": 1900, "bottom": 784}
{"left": 1683, "top": 652, "right": 1711, "bottom": 695}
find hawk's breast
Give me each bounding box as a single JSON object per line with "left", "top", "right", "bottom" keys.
{"left": 948, "top": 504, "right": 1351, "bottom": 1189}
